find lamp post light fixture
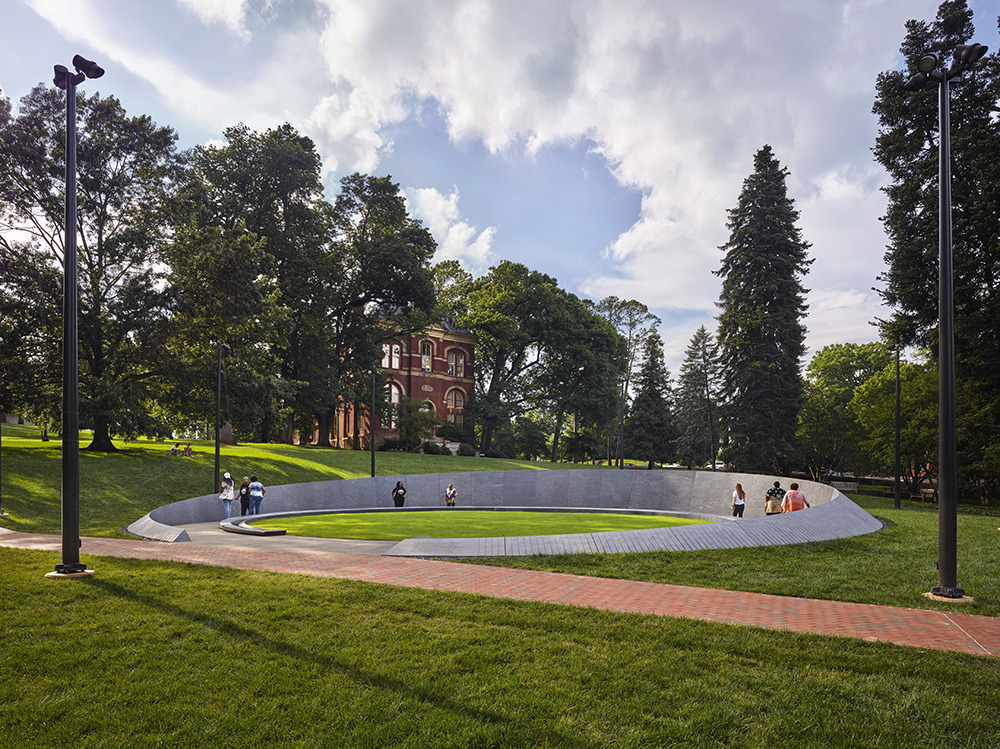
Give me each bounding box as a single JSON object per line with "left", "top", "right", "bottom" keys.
{"left": 51, "top": 55, "right": 104, "bottom": 576}
{"left": 902, "top": 42, "right": 988, "bottom": 599}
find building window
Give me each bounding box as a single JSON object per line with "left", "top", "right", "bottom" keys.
{"left": 447, "top": 350, "right": 465, "bottom": 377}
{"left": 386, "top": 382, "right": 402, "bottom": 429}
{"left": 382, "top": 343, "right": 401, "bottom": 369}
{"left": 421, "top": 341, "right": 432, "bottom": 372}
{"left": 446, "top": 388, "right": 465, "bottom": 425}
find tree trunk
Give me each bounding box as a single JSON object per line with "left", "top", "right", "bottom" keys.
{"left": 315, "top": 410, "right": 333, "bottom": 448}
{"left": 84, "top": 415, "right": 118, "bottom": 452}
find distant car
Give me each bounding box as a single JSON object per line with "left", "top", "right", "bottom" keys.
{"left": 705, "top": 462, "right": 727, "bottom": 470}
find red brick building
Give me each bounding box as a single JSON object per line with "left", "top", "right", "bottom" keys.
{"left": 333, "top": 323, "right": 475, "bottom": 448}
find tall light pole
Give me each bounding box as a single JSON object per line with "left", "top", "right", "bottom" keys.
{"left": 370, "top": 369, "right": 377, "bottom": 478}
{"left": 212, "top": 341, "right": 230, "bottom": 493}
{"left": 894, "top": 345, "right": 901, "bottom": 512}
{"left": 52, "top": 55, "right": 104, "bottom": 576}
{"left": 903, "top": 43, "right": 988, "bottom": 599}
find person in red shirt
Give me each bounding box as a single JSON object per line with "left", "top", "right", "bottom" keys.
{"left": 781, "top": 482, "right": 810, "bottom": 513}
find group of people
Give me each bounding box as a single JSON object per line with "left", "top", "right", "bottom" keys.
{"left": 169, "top": 443, "right": 194, "bottom": 457}
{"left": 219, "top": 473, "right": 266, "bottom": 519}
{"left": 731, "top": 480, "right": 809, "bottom": 517}
{"left": 390, "top": 481, "right": 459, "bottom": 507}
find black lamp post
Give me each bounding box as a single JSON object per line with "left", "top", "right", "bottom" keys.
{"left": 903, "top": 43, "right": 988, "bottom": 599}
{"left": 52, "top": 55, "right": 104, "bottom": 576}
{"left": 212, "top": 341, "right": 230, "bottom": 494}
{"left": 894, "top": 345, "right": 902, "bottom": 512}
{"left": 370, "top": 369, "right": 376, "bottom": 478}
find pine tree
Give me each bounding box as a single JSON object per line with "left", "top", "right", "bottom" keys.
{"left": 674, "top": 326, "right": 722, "bottom": 467}
{"left": 715, "top": 145, "right": 811, "bottom": 473}
{"left": 623, "top": 332, "right": 675, "bottom": 469}
{"left": 873, "top": 0, "right": 1000, "bottom": 493}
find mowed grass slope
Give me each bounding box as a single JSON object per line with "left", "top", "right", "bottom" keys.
{"left": 0, "top": 424, "right": 591, "bottom": 537}
{"left": 3, "top": 547, "right": 999, "bottom": 749}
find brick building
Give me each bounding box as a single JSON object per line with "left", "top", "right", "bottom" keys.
{"left": 333, "top": 322, "right": 475, "bottom": 448}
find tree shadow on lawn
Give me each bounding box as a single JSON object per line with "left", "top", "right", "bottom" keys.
{"left": 83, "top": 576, "right": 600, "bottom": 748}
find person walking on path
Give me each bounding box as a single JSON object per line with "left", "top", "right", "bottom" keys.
{"left": 781, "top": 482, "right": 810, "bottom": 513}
{"left": 445, "top": 483, "right": 457, "bottom": 507}
{"left": 731, "top": 483, "right": 746, "bottom": 518}
{"left": 248, "top": 476, "right": 266, "bottom": 515}
{"left": 237, "top": 476, "right": 251, "bottom": 516}
{"left": 219, "top": 472, "right": 236, "bottom": 518}
{"left": 765, "top": 481, "right": 784, "bottom": 516}
{"left": 392, "top": 481, "right": 407, "bottom": 508}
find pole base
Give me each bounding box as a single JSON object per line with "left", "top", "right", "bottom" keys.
{"left": 45, "top": 568, "right": 95, "bottom": 579}
{"left": 924, "top": 587, "right": 973, "bottom": 603}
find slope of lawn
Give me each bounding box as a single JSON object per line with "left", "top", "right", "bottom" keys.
{"left": 259, "top": 510, "right": 708, "bottom": 541}
{"left": 2, "top": 546, "right": 999, "bottom": 748}
{"left": 467, "top": 494, "right": 1000, "bottom": 617}
{"left": 0, "top": 423, "right": 595, "bottom": 537}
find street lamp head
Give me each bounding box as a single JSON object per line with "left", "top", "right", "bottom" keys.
{"left": 903, "top": 71, "right": 929, "bottom": 92}
{"left": 956, "top": 43, "right": 988, "bottom": 66}
{"left": 72, "top": 54, "right": 105, "bottom": 79}
{"left": 52, "top": 65, "right": 84, "bottom": 89}
{"left": 917, "top": 51, "right": 941, "bottom": 74}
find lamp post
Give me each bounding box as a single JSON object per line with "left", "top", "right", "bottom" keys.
{"left": 370, "top": 369, "right": 376, "bottom": 478}
{"left": 52, "top": 55, "right": 104, "bottom": 576}
{"left": 894, "top": 345, "right": 901, "bottom": 512}
{"left": 903, "top": 43, "right": 988, "bottom": 599}
{"left": 212, "top": 341, "right": 230, "bottom": 494}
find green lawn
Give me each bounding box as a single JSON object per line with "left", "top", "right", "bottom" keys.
{"left": 0, "top": 424, "right": 590, "bottom": 537}
{"left": 259, "top": 510, "right": 708, "bottom": 541}
{"left": 2, "top": 547, "right": 999, "bottom": 748}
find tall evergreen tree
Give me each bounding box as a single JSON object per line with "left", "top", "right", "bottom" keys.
{"left": 715, "top": 145, "right": 811, "bottom": 473}
{"left": 622, "top": 332, "right": 675, "bottom": 469}
{"left": 674, "top": 325, "right": 722, "bottom": 467}
{"left": 873, "top": 0, "right": 1000, "bottom": 495}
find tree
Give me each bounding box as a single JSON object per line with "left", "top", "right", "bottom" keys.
{"left": 674, "top": 326, "right": 722, "bottom": 468}
{"left": 873, "top": 0, "right": 1000, "bottom": 499}
{"left": 797, "top": 343, "right": 892, "bottom": 481}
{"left": 715, "top": 145, "right": 812, "bottom": 473}
{"left": 0, "top": 86, "right": 184, "bottom": 450}
{"left": 393, "top": 395, "right": 442, "bottom": 451}
{"left": 623, "top": 332, "right": 675, "bottom": 469}
{"left": 591, "top": 297, "right": 660, "bottom": 466}
{"left": 851, "top": 358, "right": 938, "bottom": 494}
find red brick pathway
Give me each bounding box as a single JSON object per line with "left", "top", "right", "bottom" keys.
{"left": 3, "top": 528, "right": 998, "bottom": 657}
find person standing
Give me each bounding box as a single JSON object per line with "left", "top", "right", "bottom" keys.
{"left": 391, "top": 481, "right": 407, "bottom": 508}
{"left": 248, "top": 475, "right": 266, "bottom": 515}
{"left": 781, "top": 482, "right": 810, "bottom": 513}
{"left": 445, "top": 483, "right": 457, "bottom": 507}
{"left": 731, "top": 483, "right": 746, "bottom": 518}
{"left": 219, "top": 472, "right": 236, "bottom": 518}
{"left": 765, "top": 481, "right": 784, "bottom": 516}
{"left": 237, "top": 476, "right": 251, "bottom": 516}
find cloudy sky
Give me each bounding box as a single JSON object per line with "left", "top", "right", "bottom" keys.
{"left": 3, "top": 0, "right": 999, "bottom": 371}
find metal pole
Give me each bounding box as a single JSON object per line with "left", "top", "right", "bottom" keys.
{"left": 370, "top": 370, "right": 376, "bottom": 478}
{"left": 58, "top": 76, "right": 84, "bottom": 574}
{"left": 894, "top": 346, "right": 901, "bottom": 511}
{"left": 935, "top": 72, "right": 962, "bottom": 598}
{"left": 214, "top": 342, "right": 222, "bottom": 494}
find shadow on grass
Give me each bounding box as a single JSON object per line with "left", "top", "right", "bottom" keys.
{"left": 82, "top": 576, "right": 601, "bottom": 748}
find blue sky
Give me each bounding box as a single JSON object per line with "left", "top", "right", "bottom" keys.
{"left": 3, "top": 0, "right": 1000, "bottom": 371}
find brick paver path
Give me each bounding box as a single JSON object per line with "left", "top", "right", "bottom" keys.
{"left": 3, "top": 528, "right": 998, "bottom": 657}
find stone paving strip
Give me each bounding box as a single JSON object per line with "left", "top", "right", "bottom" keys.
{"left": 3, "top": 528, "right": 998, "bottom": 657}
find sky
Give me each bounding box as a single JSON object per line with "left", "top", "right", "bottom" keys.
{"left": 3, "top": 0, "right": 1000, "bottom": 372}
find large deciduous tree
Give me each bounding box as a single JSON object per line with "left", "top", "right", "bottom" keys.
{"left": 873, "top": 0, "right": 1000, "bottom": 499}
{"left": 715, "top": 145, "right": 812, "bottom": 473}
{"left": 0, "top": 85, "right": 183, "bottom": 450}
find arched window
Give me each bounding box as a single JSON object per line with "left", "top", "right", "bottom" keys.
{"left": 446, "top": 388, "right": 465, "bottom": 425}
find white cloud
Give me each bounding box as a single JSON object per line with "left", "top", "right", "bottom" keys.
{"left": 404, "top": 186, "right": 497, "bottom": 273}
{"left": 177, "top": 0, "right": 252, "bottom": 38}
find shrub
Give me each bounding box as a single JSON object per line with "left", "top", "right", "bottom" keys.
{"left": 378, "top": 438, "right": 406, "bottom": 452}
{"left": 422, "top": 442, "right": 441, "bottom": 455}
{"left": 483, "top": 449, "right": 507, "bottom": 459}
{"left": 457, "top": 443, "right": 477, "bottom": 457}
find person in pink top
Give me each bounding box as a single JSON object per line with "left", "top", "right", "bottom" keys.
{"left": 781, "top": 482, "right": 810, "bottom": 513}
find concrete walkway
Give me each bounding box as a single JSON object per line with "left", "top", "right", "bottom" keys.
{"left": 2, "top": 527, "right": 998, "bottom": 657}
